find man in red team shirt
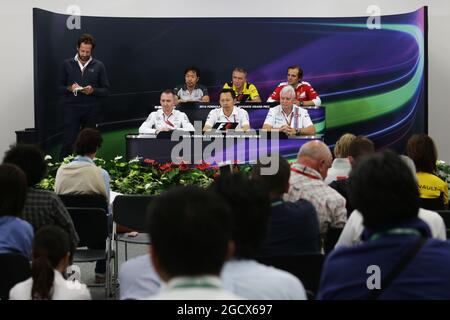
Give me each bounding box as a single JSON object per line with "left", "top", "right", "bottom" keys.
{"left": 267, "top": 65, "right": 321, "bottom": 107}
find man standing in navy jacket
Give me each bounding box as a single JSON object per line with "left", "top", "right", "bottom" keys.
{"left": 59, "top": 34, "right": 110, "bottom": 159}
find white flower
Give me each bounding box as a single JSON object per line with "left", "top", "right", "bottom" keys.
{"left": 129, "top": 156, "right": 142, "bottom": 164}
{"left": 114, "top": 156, "right": 123, "bottom": 161}
{"left": 44, "top": 155, "right": 52, "bottom": 161}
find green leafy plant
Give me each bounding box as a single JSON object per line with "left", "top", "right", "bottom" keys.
{"left": 436, "top": 160, "right": 450, "bottom": 188}
{"left": 37, "top": 155, "right": 244, "bottom": 195}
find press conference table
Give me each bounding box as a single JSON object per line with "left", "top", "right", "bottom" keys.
{"left": 126, "top": 131, "right": 323, "bottom": 164}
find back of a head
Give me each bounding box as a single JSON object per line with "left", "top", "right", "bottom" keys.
{"left": 209, "top": 173, "right": 271, "bottom": 259}
{"left": 0, "top": 163, "right": 27, "bottom": 217}
{"left": 400, "top": 155, "right": 418, "bottom": 182}
{"left": 406, "top": 133, "right": 438, "bottom": 174}
{"left": 74, "top": 128, "right": 103, "bottom": 156}
{"left": 251, "top": 154, "right": 290, "bottom": 198}
{"left": 3, "top": 144, "right": 47, "bottom": 187}
{"left": 334, "top": 133, "right": 356, "bottom": 158}
{"left": 298, "top": 140, "right": 331, "bottom": 161}
{"left": 348, "top": 136, "right": 375, "bottom": 164}
{"left": 349, "top": 151, "right": 419, "bottom": 230}
{"left": 31, "top": 226, "right": 71, "bottom": 300}
{"left": 147, "top": 186, "right": 232, "bottom": 278}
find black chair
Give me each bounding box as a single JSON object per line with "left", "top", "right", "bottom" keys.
{"left": 59, "top": 194, "right": 109, "bottom": 213}
{"left": 112, "top": 195, "right": 153, "bottom": 280}
{"left": 256, "top": 254, "right": 325, "bottom": 299}
{"left": 67, "top": 207, "right": 113, "bottom": 298}
{"left": 0, "top": 253, "right": 31, "bottom": 300}
{"left": 419, "top": 195, "right": 446, "bottom": 211}
{"left": 324, "top": 227, "right": 343, "bottom": 254}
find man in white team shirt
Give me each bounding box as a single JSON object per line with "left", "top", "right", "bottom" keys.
{"left": 139, "top": 90, "right": 195, "bottom": 134}
{"left": 203, "top": 89, "right": 250, "bottom": 132}
{"left": 262, "top": 86, "right": 316, "bottom": 136}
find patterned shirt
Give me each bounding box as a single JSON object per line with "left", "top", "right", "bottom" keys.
{"left": 285, "top": 163, "right": 347, "bottom": 235}
{"left": 21, "top": 188, "right": 79, "bottom": 248}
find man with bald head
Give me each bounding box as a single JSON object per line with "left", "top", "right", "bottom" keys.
{"left": 285, "top": 141, "right": 347, "bottom": 236}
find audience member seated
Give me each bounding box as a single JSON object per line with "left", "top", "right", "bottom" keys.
{"left": 251, "top": 154, "right": 320, "bottom": 257}
{"left": 210, "top": 173, "right": 307, "bottom": 300}
{"left": 324, "top": 133, "right": 356, "bottom": 184}
{"left": 318, "top": 151, "right": 450, "bottom": 299}
{"left": 336, "top": 207, "right": 446, "bottom": 248}
{"left": 9, "top": 226, "right": 91, "bottom": 300}
{"left": 223, "top": 67, "right": 261, "bottom": 103}
{"left": 0, "top": 164, "right": 33, "bottom": 258}
{"left": 55, "top": 128, "right": 110, "bottom": 202}
{"left": 139, "top": 90, "right": 195, "bottom": 134}
{"left": 144, "top": 186, "right": 241, "bottom": 300}
{"left": 203, "top": 89, "right": 250, "bottom": 132}
{"left": 262, "top": 86, "right": 316, "bottom": 136}
{"left": 3, "top": 144, "right": 79, "bottom": 254}
{"left": 54, "top": 128, "right": 110, "bottom": 283}
{"left": 336, "top": 153, "right": 447, "bottom": 247}
{"left": 285, "top": 141, "right": 347, "bottom": 237}
{"left": 407, "top": 133, "right": 448, "bottom": 210}
{"left": 118, "top": 253, "right": 163, "bottom": 300}
{"left": 329, "top": 136, "right": 375, "bottom": 216}
{"left": 173, "top": 66, "right": 210, "bottom": 103}
{"left": 267, "top": 65, "right": 321, "bottom": 106}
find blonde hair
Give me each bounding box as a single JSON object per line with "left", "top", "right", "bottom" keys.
{"left": 334, "top": 133, "right": 356, "bottom": 158}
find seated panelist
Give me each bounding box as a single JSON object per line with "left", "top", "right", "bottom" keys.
{"left": 139, "top": 90, "right": 195, "bottom": 134}
{"left": 262, "top": 86, "right": 316, "bottom": 136}
{"left": 222, "top": 67, "right": 261, "bottom": 103}
{"left": 173, "top": 66, "right": 210, "bottom": 103}
{"left": 267, "top": 65, "right": 321, "bottom": 106}
{"left": 203, "top": 89, "right": 250, "bottom": 132}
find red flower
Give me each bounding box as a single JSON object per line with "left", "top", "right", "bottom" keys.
{"left": 213, "top": 172, "right": 220, "bottom": 178}
{"left": 195, "top": 161, "right": 211, "bottom": 171}
{"left": 143, "top": 159, "right": 156, "bottom": 165}
{"left": 177, "top": 162, "right": 189, "bottom": 171}
{"left": 159, "top": 162, "right": 174, "bottom": 171}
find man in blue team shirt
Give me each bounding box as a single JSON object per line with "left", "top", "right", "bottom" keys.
{"left": 318, "top": 151, "right": 450, "bottom": 300}
{"left": 59, "top": 34, "right": 110, "bottom": 159}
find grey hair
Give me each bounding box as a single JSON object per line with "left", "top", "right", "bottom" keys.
{"left": 280, "top": 85, "right": 296, "bottom": 98}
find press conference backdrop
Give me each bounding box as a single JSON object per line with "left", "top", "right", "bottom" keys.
{"left": 33, "top": 7, "right": 427, "bottom": 158}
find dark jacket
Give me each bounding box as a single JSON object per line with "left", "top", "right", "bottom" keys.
{"left": 318, "top": 217, "right": 450, "bottom": 299}
{"left": 60, "top": 57, "right": 110, "bottom": 106}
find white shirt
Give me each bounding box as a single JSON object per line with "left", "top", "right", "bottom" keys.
{"left": 145, "top": 276, "right": 242, "bottom": 300}
{"left": 119, "top": 254, "right": 163, "bottom": 300}
{"left": 9, "top": 270, "right": 91, "bottom": 300}
{"left": 263, "top": 105, "right": 313, "bottom": 129}
{"left": 74, "top": 54, "right": 92, "bottom": 73}
{"left": 336, "top": 208, "right": 447, "bottom": 248}
{"left": 205, "top": 106, "right": 250, "bottom": 130}
{"left": 324, "top": 158, "right": 352, "bottom": 185}
{"left": 221, "top": 259, "right": 307, "bottom": 300}
{"left": 139, "top": 109, "right": 195, "bottom": 134}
